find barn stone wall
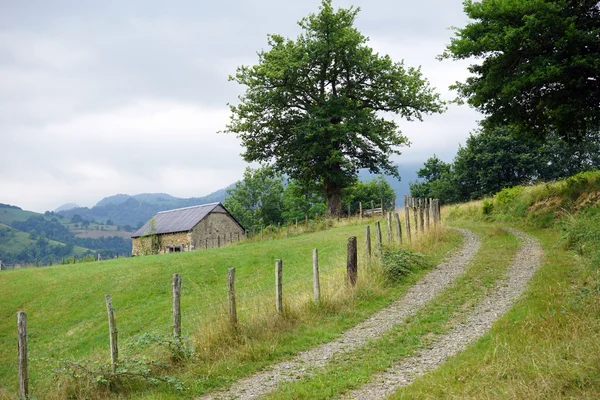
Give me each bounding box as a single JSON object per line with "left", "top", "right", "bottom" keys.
{"left": 131, "top": 209, "right": 245, "bottom": 256}
{"left": 189, "top": 211, "right": 245, "bottom": 250}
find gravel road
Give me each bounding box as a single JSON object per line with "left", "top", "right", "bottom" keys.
{"left": 198, "top": 228, "right": 480, "bottom": 400}
{"left": 341, "top": 228, "right": 542, "bottom": 399}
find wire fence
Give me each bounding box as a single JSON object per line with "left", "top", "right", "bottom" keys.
{"left": 6, "top": 196, "right": 442, "bottom": 398}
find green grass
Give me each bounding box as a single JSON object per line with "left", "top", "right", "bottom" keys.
{"left": 262, "top": 222, "right": 519, "bottom": 399}
{"left": 0, "top": 218, "right": 461, "bottom": 399}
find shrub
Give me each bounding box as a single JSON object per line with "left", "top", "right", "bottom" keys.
{"left": 381, "top": 247, "right": 428, "bottom": 283}
{"left": 481, "top": 199, "right": 494, "bottom": 215}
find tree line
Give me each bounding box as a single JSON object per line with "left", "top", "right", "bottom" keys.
{"left": 410, "top": 128, "right": 600, "bottom": 204}
{"left": 223, "top": 166, "right": 395, "bottom": 233}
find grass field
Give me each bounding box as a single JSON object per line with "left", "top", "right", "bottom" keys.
{"left": 0, "top": 216, "right": 460, "bottom": 399}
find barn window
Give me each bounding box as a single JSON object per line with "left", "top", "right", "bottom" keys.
{"left": 168, "top": 246, "right": 182, "bottom": 253}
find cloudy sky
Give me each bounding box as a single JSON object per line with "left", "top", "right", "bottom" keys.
{"left": 0, "top": 0, "right": 481, "bottom": 213}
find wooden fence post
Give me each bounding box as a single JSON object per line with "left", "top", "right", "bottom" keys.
{"left": 105, "top": 295, "right": 118, "bottom": 373}
{"left": 275, "top": 260, "right": 283, "bottom": 315}
{"left": 347, "top": 236, "right": 357, "bottom": 286}
{"left": 348, "top": 203, "right": 351, "bottom": 218}
{"left": 73, "top": 255, "right": 76, "bottom": 264}
{"left": 405, "top": 195, "right": 412, "bottom": 243}
{"left": 17, "top": 311, "right": 28, "bottom": 399}
{"left": 359, "top": 201, "right": 363, "bottom": 219}
{"left": 394, "top": 213, "right": 402, "bottom": 244}
{"left": 313, "top": 249, "right": 320, "bottom": 303}
{"left": 228, "top": 268, "right": 237, "bottom": 328}
{"left": 365, "top": 225, "right": 372, "bottom": 263}
{"left": 370, "top": 200, "right": 374, "bottom": 217}
{"left": 386, "top": 212, "right": 393, "bottom": 243}
{"left": 412, "top": 198, "right": 418, "bottom": 237}
{"left": 295, "top": 218, "right": 298, "bottom": 233}
{"left": 172, "top": 274, "right": 182, "bottom": 339}
{"left": 419, "top": 198, "right": 425, "bottom": 233}
{"left": 375, "top": 221, "right": 383, "bottom": 253}
{"left": 98, "top": 254, "right": 102, "bottom": 262}
{"left": 427, "top": 198, "right": 432, "bottom": 230}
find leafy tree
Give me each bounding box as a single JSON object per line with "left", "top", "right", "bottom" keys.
{"left": 281, "top": 180, "right": 326, "bottom": 222}
{"left": 342, "top": 176, "right": 396, "bottom": 213}
{"left": 442, "top": 0, "right": 600, "bottom": 142}
{"left": 225, "top": 0, "right": 444, "bottom": 216}
{"left": 411, "top": 126, "right": 600, "bottom": 203}
{"left": 70, "top": 214, "right": 83, "bottom": 223}
{"left": 409, "top": 156, "right": 457, "bottom": 201}
{"left": 223, "top": 166, "right": 285, "bottom": 232}
{"left": 452, "top": 127, "right": 539, "bottom": 200}
{"left": 106, "top": 219, "right": 114, "bottom": 226}
{"left": 536, "top": 131, "right": 600, "bottom": 180}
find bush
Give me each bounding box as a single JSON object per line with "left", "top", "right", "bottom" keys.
{"left": 381, "top": 247, "right": 428, "bottom": 283}
{"left": 481, "top": 199, "right": 494, "bottom": 215}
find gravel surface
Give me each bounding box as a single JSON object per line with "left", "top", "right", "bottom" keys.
{"left": 198, "top": 228, "right": 480, "bottom": 400}
{"left": 341, "top": 228, "right": 542, "bottom": 400}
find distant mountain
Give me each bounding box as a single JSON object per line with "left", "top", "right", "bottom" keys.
{"left": 53, "top": 162, "right": 423, "bottom": 228}
{"left": 55, "top": 203, "right": 80, "bottom": 213}
{"left": 57, "top": 186, "right": 235, "bottom": 227}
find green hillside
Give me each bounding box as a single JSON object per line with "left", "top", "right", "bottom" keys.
{"left": 0, "top": 224, "right": 89, "bottom": 257}
{"left": 0, "top": 217, "right": 459, "bottom": 399}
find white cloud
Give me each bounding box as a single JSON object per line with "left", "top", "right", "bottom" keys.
{"left": 0, "top": 100, "right": 246, "bottom": 212}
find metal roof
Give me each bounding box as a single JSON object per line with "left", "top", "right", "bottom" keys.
{"left": 132, "top": 202, "right": 224, "bottom": 238}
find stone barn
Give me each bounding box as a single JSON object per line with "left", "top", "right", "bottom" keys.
{"left": 131, "top": 202, "right": 245, "bottom": 256}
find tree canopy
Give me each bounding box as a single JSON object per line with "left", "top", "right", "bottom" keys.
{"left": 225, "top": 0, "right": 444, "bottom": 215}
{"left": 442, "top": 0, "right": 600, "bottom": 142}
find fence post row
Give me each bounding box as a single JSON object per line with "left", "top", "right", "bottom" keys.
{"left": 313, "top": 249, "right": 320, "bottom": 303}
{"left": 228, "top": 268, "right": 237, "bottom": 328}
{"left": 17, "top": 311, "right": 28, "bottom": 399}
{"left": 105, "top": 295, "right": 118, "bottom": 374}
{"left": 347, "top": 236, "right": 357, "bottom": 286}
{"left": 275, "top": 259, "right": 283, "bottom": 315}
{"left": 172, "top": 274, "right": 182, "bottom": 339}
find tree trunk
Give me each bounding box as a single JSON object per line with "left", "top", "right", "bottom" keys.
{"left": 324, "top": 180, "right": 342, "bottom": 217}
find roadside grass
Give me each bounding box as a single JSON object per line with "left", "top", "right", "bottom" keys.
{"left": 0, "top": 214, "right": 460, "bottom": 399}
{"left": 391, "top": 225, "right": 600, "bottom": 399}
{"left": 261, "top": 222, "right": 518, "bottom": 400}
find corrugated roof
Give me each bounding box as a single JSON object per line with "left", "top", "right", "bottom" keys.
{"left": 131, "top": 202, "right": 221, "bottom": 238}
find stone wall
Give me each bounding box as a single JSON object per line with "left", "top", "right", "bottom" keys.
{"left": 132, "top": 231, "right": 192, "bottom": 256}
{"left": 189, "top": 211, "right": 245, "bottom": 250}
{"left": 131, "top": 209, "right": 245, "bottom": 256}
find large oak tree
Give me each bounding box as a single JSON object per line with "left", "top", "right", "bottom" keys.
{"left": 442, "top": 0, "right": 600, "bottom": 142}
{"left": 225, "top": 0, "right": 444, "bottom": 216}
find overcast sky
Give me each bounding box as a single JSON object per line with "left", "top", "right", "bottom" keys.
{"left": 0, "top": 0, "right": 481, "bottom": 213}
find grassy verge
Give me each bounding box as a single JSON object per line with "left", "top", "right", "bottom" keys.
{"left": 261, "top": 222, "right": 518, "bottom": 399}
{"left": 0, "top": 216, "right": 460, "bottom": 399}
{"left": 391, "top": 224, "right": 600, "bottom": 399}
